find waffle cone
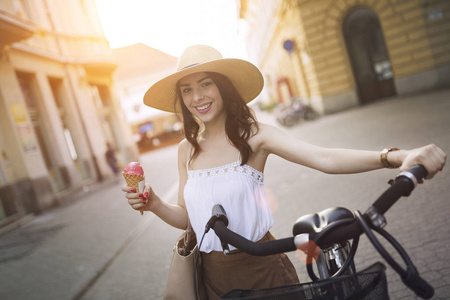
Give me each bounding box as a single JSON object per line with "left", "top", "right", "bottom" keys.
{"left": 122, "top": 173, "right": 145, "bottom": 215}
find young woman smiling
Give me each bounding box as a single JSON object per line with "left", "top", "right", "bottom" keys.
{"left": 122, "top": 45, "right": 446, "bottom": 299}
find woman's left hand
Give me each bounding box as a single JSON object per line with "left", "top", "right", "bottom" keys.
{"left": 400, "top": 144, "right": 446, "bottom": 179}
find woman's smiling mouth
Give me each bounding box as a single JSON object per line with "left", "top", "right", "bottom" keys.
{"left": 195, "top": 103, "right": 212, "bottom": 113}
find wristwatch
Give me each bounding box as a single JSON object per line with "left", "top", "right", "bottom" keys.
{"left": 380, "top": 148, "right": 400, "bottom": 169}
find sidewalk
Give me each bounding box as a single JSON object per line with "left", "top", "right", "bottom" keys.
{"left": 0, "top": 177, "right": 120, "bottom": 237}
{"left": 0, "top": 88, "right": 449, "bottom": 300}
{"left": 0, "top": 144, "right": 180, "bottom": 300}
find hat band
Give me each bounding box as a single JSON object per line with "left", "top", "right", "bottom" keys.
{"left": 180, "top": 63, "right": 200, "bottom": 70}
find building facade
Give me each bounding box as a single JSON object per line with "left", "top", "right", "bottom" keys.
{"left": 0, "top": 0, "right": 138, "bottom": 229}
{"left": 113, "top": 43, "right": 183, "bottom": 153}
{"left": 240, "top": 0, "right": 450, "bottom": 114}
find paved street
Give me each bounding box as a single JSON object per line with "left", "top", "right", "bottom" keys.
{"left": 0, "top": 89, "right": 449, "bottom": 300}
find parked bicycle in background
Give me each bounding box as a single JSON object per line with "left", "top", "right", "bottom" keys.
{"left": 276, "top": 97, "right": 318, "bottom": 127}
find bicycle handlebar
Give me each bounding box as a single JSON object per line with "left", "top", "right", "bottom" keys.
{"left": 210, "top": 165, "right": 434, "bottom": 298}
{"left": 309, "top": 164, "right": 428, "bottom": 248}
{"left": 212, "top": 165, "right": 428, "bottom": 254}
{"left": 372, "top": 164, "right": 427, "bottom": 215}
{"left": 212, "top": 222, "right": 297, "bottom": 256}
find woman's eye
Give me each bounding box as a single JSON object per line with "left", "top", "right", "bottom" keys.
{"left": 201, "top": 81, "right": 213, "bottom": 88}
{"left": 182, "top": 88, "right": 191, "bottom": 93}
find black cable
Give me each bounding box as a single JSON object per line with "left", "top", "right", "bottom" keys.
{"left": 194, "top": 204, "right": 228, "bottom": 299}
{"left": 355, "top": 211, "right": 406, "bottom": 276}
{"left": 355, "top": 210, "right": 434, "bottom": 299}
{"left": 194, "top": 231, "right": 206, "bottom": 300}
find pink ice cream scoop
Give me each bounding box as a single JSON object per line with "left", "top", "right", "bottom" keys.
{"left": 123, "top": 162, "right": 144, "bottom": 176}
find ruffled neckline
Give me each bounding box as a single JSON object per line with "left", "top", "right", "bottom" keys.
{"left": 187, "top": 160, "right": 264, "bottom": 184}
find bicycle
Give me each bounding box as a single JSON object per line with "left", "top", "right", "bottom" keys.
{"left": 205, "top": 165, "right": 434, "bottom": 299}
{"left": 276, "top": 97, "right": 318, "bottom": 127}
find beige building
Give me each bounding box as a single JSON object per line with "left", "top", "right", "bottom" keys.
{"left": 240, "top": 0, "right": 450, "bottom": 114}
{"left": 113, "top": 44, "right": 183, "bottom": 153}
{"left": 0, "top": 0, "right": 138, "bottom": 229}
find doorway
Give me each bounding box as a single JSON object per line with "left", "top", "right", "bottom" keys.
{"left": 16, "top": 72, "right": 68, "bottom": 192}
{"left": 343, "top": 7, "right": 396, "bottom": 104}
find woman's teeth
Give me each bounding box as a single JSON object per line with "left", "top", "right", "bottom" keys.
{"left": 196, "top": 103, "right": 211, "bottom": 111}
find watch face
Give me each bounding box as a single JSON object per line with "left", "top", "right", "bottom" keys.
{"left": 381, "top": 148, "right": 399, "bottom": 168}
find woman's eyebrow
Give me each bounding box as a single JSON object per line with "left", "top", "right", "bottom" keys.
{"left": 197, "top": 76, "right": 210, "bottom": 83}
{"left": 179, "top": 76, "right": 211, "bottom": 87}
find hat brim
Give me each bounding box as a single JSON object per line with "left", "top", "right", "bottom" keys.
{"left": 143, "top": 58, "right": 264, "bottom": 113}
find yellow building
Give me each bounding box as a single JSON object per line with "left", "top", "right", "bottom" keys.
{"left": 0, "top": 0, "right": 138, "bottom": 230}
{"left": 240, "top": 0, "right": 450, "bottom": 114}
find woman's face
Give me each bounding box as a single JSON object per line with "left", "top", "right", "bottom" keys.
{"left": 179, "top": 72, "right": 225, "bottom": 124}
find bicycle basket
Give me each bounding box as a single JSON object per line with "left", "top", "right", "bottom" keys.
{"left": 220, "top": 262, "right": 388, "bottom": 300}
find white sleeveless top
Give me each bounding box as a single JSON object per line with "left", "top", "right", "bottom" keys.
{"left": 184, "top": 156, "right": 274, "bottom": 253}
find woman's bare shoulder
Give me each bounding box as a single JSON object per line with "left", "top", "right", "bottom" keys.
{"left": 252, "top": 122, "right": 284, "bottom": 139}
{"left": 178, "top": 138, "right": 189, "bottom": 151}
{"left": 250, "top": 122, "right": 284, "bottom": 150}
{"left": 177, "top": 139, "right": 191, "bottom": 163}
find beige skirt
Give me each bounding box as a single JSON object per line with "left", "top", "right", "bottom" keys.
{"left": 200, "top": 232, "right": 300, "bottom": 299}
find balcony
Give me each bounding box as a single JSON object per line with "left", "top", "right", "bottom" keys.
{"left": 81, "top": 58, "right": 117, "bottom": 76}
{"left": 0, "top": 10, "right": 36, "bottom": 46}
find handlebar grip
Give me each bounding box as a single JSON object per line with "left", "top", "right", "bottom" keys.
{"left": 212, "top": 204, "right": 227, "bottom": 219}
{"left": 207, "top": 204, "right": 229, "bottom": 231}
{"left": 406, "top": 164, "right": 428, "bottom": 182}
{"left": 372, "top": 164, "right": 427, "bottom": 216}
{"left": 402, "top": 271, "right": 434, "bottom": 299}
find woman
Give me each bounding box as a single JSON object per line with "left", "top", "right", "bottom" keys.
{"left": 123, "top": 45, "right": 446, "bottom": 298}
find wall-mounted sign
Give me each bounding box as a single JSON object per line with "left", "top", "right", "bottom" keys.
{"left": 16, "top": 124, "right": 37, "bottom": 154}
{"left": 374, "top": 61, "right": 393, "bottom": 81}
{"left": 10, "top": 104, "right": 28, "bottom": 123}
{"left": 428, "top": 9, "right": 443, "bottom": 20}
{"left": 283, "top": 40, "right": 295, "bottom": 53}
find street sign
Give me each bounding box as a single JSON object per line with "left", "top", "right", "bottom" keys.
{"left": 283, "top": 40, "right": 295, "bottom": 53}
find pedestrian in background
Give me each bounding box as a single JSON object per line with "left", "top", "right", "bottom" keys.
{"left": 122, "top": 45, "right": 446, "bottom": 299}
{"left": 105, "top": 142, "right": 119, "bottom": 178}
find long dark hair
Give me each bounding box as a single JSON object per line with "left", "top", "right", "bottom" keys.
{"left": 175, "top": 72, "right": 258, "bottom": 166}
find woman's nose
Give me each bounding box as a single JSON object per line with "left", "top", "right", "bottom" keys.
{"left": 193, "top": 89, "right": 204, "bottom": 102}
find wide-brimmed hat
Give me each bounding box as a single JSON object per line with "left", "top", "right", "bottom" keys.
{"left": 143, "top": 45, "right": 264, "bottom": 113}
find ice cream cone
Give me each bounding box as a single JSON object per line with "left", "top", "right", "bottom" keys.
{"left": 122, "top": 173, "right": 145, "bottom": 215}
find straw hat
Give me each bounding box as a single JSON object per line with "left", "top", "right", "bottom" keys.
{"left": 143, "top": 45, "right": 264, "bottom": 113}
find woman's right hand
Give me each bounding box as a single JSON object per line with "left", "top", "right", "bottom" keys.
{"left": 398, "top": 144, "right": 446, "bottom": 180}
{"left": 122, "top": 183, "right": 156, "bottom": 213}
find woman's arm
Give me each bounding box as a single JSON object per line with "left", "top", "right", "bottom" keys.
{"left": 256, "top": 123, "right": 446, "bottom": 178}
{"left": 122, "top": 140, "right": 190, "bottom": 229}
